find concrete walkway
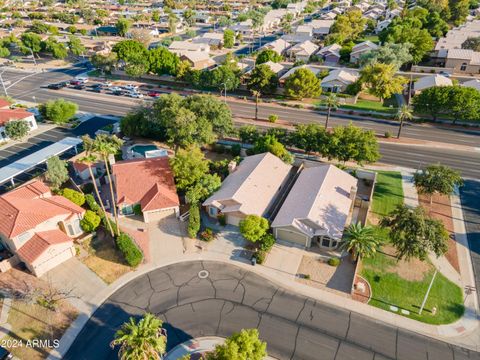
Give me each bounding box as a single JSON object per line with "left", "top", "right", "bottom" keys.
{"left": 0, "top": 295, "right": 12, "bottom": 339}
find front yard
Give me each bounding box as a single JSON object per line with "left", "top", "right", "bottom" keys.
{"left": 371, "top": 171, "right": 404, "bottom": 218}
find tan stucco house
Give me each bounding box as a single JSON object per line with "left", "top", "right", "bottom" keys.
{"left": 0, "top": 181, "right": 85, "bottom": 277}
{"left": 112, "top": 157, "right": 180, "bottom": 223}
{"left": 203, "top": 153, "right": 292, "bottom": 226}
{"left": 271, "top": 165, "right": 357, "bottom": 249}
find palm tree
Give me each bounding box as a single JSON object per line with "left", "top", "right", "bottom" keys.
{"left": 395, "top": 104, "right": 413, "bottom": 139}
{"left": 324, "top": 93, "right": 339, "bottom": 129}
{"left": 80, "top": 135, "right": 115, "bottom": 237}
{"left": 93, "top": 134, "right": 124, "bottom": 237}
{"left": 251, "top": 89, "right": 260, "bottom": 120}
{"left": 340, "top": 223, "right": 380, "bottom": 261}
{"left": 110, "top": 313, "right": 167, "bottom": 360}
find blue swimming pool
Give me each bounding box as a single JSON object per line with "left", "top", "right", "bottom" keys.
{"left": 130, "top": 145, "right": 158, "bottom": 156}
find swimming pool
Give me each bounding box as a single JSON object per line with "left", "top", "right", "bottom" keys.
{"left": 130, "top": 145, "right": 158, "bottom": 156}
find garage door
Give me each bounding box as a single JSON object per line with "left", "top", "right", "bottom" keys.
{"left": 276, "top": 229, "right": 308, "bottom": 247}
{"left": 227, "top": 214, "right": 242, "bottom": 226}
{"left": 34, "top": 246, "right": 74, "bottom": 277}
{"left": 144, "top": 208, "right": 175, "bottom": 222}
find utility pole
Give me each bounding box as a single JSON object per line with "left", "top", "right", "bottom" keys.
{"left": 419, "top": 269, "right": 437, "bottom": 315}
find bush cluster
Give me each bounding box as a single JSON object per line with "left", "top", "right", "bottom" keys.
{"left": 61, "top": 188, "right": 85, "bottom": 207}
{"left": 116, "top": 232, "right": 143, "bottom": 267}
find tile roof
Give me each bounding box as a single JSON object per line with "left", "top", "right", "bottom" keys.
{"left": 0, "top": 109, "right": 33, "bottom": 126}
{"left": 0, "top": 99, "right": 11, "bottom": 109}
{"left": 112, "top": 157, "right": 179, "bottom": 212}
{"left": 203, "top": 153, "right": 291, "bottom": 217}
{"left": 17, "top": 229, "right": 72, "bottom": 263}
{"left": 0, "top": 181, "right": 85, "bottom": 239}
{"left": 271, "top": 165, "right": 357, "bottom": 239}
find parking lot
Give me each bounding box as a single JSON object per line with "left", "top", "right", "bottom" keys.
{"left": 0, "top": 116, "right": 117, "bottom": 193}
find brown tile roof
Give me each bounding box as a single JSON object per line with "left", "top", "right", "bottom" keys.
{"left": 0, "top": 109, "right": 32, "bottom": 126}
{"left": 112, "top": 157, "right": 179, "bottom": 212}
{"left": 17, "top": 229, "right": 72, "bottom": 263}
{"left": 0, "top": 99, "right": 11, "bottom": 109}
{"left": 0, "top": 181, "right": 85, "bottom": 239}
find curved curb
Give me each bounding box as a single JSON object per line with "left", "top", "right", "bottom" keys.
{"left": 48, "top": 253, "right": 480, "bottom": 359}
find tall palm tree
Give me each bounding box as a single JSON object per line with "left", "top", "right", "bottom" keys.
{"left": 251, "top": 89, "right": 260, "bottom": 120}
{"left": 324, "top": 93, "right": 339, "bottom": 129}
{"left": 340, "top": 223, "right": 380, "bottom": 261}
{"left": 93, "top": 134, "right": 124, "bottom": 237}
{"left": 395, "top": 104, "right": 413, "bottom": 139}
{"left": 110, "top": 313, "right": 166, "bottom": 360}
{"left": 80, "top": 135, "right": 115, "bottom": 237}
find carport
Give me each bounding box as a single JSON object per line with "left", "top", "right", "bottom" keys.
{"left": 0, "top": 137, "right": 82, "bottom": 187}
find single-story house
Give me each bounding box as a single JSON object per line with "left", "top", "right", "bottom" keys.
{"left": 286, "top": 40, "right": 319, "bottom": 62}
{"left": 192, "top": 32, "right": 224, "bottom": 47}
{"left": 0, "top": 108, "right": 38, "bottom": 142}
{"left": 169, "top": 40, "right": 210, "bottom": 54}
{"left": 179, "top": 51, "right": 215, "bottom": 70}
{"left": 260, "top": 38, "right": 292, "bottom": 55}
{"left": 445, "top": 48, "right": 480, "bottom": 73}
{"left": 321, "top": 69, "right": 359, "bottom": 92}
{"left": 310, "top": 19, "right": 335, "bottom": 39}
{"left": 317, "top": 43, "right": 341, "bottom": 65}
{"left": 413, "top": 74, "right": 453, "bottom": 94}
{"left": 279, "top": 64, "right": 324, "bottom": 83}
{"left": 0, "top": 181, "right": 85, "bottom": 277}
{"left": 271, "top": 165, "right": 357, "bottom": 249}
{"left": 203, "top": 153, "right": 292, "bottom": 226}
{"left": 349, "top": 41, "right": 379, "bottom": 64}
{"left": 250, "top": 60, "right": 285, "bottom": 75}
{"left": 295, "top": 25, "right": 313, "bottom": 38}
{"left": 112, "top": 157, "right": 180, "bottom": 223}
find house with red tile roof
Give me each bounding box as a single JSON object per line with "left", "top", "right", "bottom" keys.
{"left": 112, "top": 157, "right": 180, "bottom": 223}
{"left": 0, "top": 180, "right": 86, "bottom": 277}
{"left": 0, "top": 108, "right": 38, "bottom": 142}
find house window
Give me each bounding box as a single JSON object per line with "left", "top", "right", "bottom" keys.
{"left": 28, "top": 121, "right": 34, "bottom": 128}
{"left": 460, "top": 63, "right": 467, "bottom": 71}
{"left": 73, "top": 219, "right": 82, "bottom": 234}
{"left": 209, "top": 207, "right": 218, "bottom": 217}
{"left": 67, "top": 224, "right": 75, "bottom": 236}
{"left": 321, "top": 238, "right": 330, "bottom": 247}
{"left": 17, "top": 231, "right": 31, "bottom": 246}
{"left": 122, "top": 204, "right": 134, "bottom": 215}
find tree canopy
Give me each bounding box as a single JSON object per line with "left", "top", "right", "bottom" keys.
{"left": 358, "top": 43, "right": 414, "bottom": 69}
{"left": 359, "top": 63, "right": 408, "bottom": 101}
{"left": 223, "top": 29, "right": 235, "bottom": 48}
{"left": 207, "top": 329, "right": 267, "bottom": 360}
{"left": 414, "top": 164, "right": 463, "bottom": 201}
{"left": 284, "top": 68, "right": 321, "bottom": 100}
{"left": 4, "top": 120, "right": 29, "bottom": 140}
{"left": 170, "top": 146, "right": 210, "bottom": 191}
{"left": 326, "top": 9, "right": 367, "bottom": 44}
{"left": 247, "top": 64, "right": 279, "bottom": 95}
{"left": 256, "top": 49, "right": 283, "bottom": 64}
{"left": 45, "top": 156, "right": 69, "bottom": 190}
{"left": 239, "top": 215, "right": 270, "bottom": 243}
{"left": 39, "top": 98, "right": 78, "bottom": 124}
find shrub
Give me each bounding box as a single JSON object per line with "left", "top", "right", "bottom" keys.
{"left": 188, "top": 203, "right": 201, "bottom": 238}
{"left": 259, "top": 233, "right": 275, "bottom": 252}
{"left": 80, "top": 210, "right": 101, "bottom": 233}
{"left": 384, "top": 131, "right": 392, "bottom": 138}
{"left": 230, "top": 144, "right": 241, "bottom": 157}
{"left": 133, "top": 204, "right": 142, "bottom": 216}
{"left": 218, "top": 213, "right": 226, "bottom": 226}
{"left": 254, "top": 250, "right": 266, "bottom": 264}
{"left": 82, "top": 182, "right": 94, "bottom": 194}
{"left": 328, "top": 257, "right": 341, "bottom": 267}
{"left": 61, "top": 188, "right": 85, "bottom": 206}
{"left": 200, "top": 227, "right": 215, "bottom": 242}
{"left": 268, "top": 114, "right": 278, "bottom": 123}
{"left": 304, "top": 274, "right": 311, "bottom": 280}
{"left": 239, "top": 215, "right": 269, "bottom": 243}
{"left": 116, "top": 232, "right": 143, "bottom": 267}
{"left": 215, "top": 144, "right": 226, "bottom": 154}
{"left": 85, "top": 194, "right": 100, "bottom": 213}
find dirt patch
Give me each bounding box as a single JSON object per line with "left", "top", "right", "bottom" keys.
{"left": 296, "top": 255, "right": 355, "bottom": 297}
{"left": 80, "top": 230, "right": 131, "bottom": 284}
{"left": 381, "top": 245, "right": 430, "bottom": 281}
{"left": 418, "top": 193, "right": 460, "bottom": 273}
{"left": 0, "top": 269, "right": 77, "bottom": 360}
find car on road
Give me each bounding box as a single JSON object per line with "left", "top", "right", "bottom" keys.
{"left": 75, "top": 76, "right": 89, "bottom": 83}
{"left": 112, "top": 90, "right": 123, "bottom": 96}
{"left": 439, "top": 71, "right": 451, "bottom": 77}
{"left": 147, "top": 90, "right": 163, "bottom": 98}
{"left": 70, "top": 79, "right": 83, "bottom": 86}
{"left": 73, "top": 84, "right": 86, "bottom": 90}
{"left": 102, "top": 81, "right": 113, "bottom": 87}
{"left": 110, "top": 86, "right": 122, "bottom": 92}
{"left": 126, "top": 91, "right": 144, "bottom": 98}
{"left": 47, "top": 83, "right": 64, "bottom": 90}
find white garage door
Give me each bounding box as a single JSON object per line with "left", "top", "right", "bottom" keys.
{"left": 34, "top": 246, "right": 74, "bottom": 277}
{"left": 144, "top": 208, "right": 176, "bottom": 222}
{"left": 276, "top": 229, "right": 308, "bottom": 247}
{"left": 227, "top": 215, "right": 242, "bottom": 226}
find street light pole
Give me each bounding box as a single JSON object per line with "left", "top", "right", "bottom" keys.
{"left": 419, "top": 269, "right": 437, "bottom": 315}
{"left": 222, "top": 83, "right": 227, "bottom": 103}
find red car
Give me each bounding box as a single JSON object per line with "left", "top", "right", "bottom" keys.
{"left": 147, "top": 91, "right": 162, "bottom": 98}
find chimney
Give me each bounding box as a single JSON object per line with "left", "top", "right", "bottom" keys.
{"left": 228, "top": 160, "right": 237, "bottom": 173}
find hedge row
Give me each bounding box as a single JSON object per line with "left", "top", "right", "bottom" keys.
{"left": 116, "top": 232, "right": 143, "bottom": 267}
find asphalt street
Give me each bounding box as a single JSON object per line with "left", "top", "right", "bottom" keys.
{"left": 64, "top": 261, "right": 480, "bottom": 360}
{"left": 2, "top": 67, "right": 480, "bottom": 178}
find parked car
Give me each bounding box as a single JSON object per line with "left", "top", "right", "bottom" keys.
{"left": 147, "top": 90, "right": 162, "bottom": 97}
{"left": 73, "top": 84, "right": 85, "bottom": 90}
{"left": 112, "top": 90, "right": 123, "bottom": 96}
{"left": 75, "top": 76, "right": 89, "bottom": 83}
{"left": 102, "top": 81, "right": 113, "bottom": 87}
{"left": 0, "top": 346, "right": 12, "bottom": 360}
{"left": 70, "top": 79, "right": 83, "bottom": 86}
{"left": 439, "top": 71, "right": 451, "bottom": 78}
{"left": 123, "top": 84, "right": 138, "bottom": 91}
{"left": 126, "top": 91, "right": 144, "bottom": 98}
{"left": 110, "top": 86, "right": 122, "bottom": 92}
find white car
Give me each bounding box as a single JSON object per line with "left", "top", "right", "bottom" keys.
{"left": 110, "top": 86, "right": 123, "bottom": 92}
{"left": 102, "top": 81, "right": 113, "bottom": 87}
{"left": 123, "top": 84, "right": 138, "bottom": 91}
{"left": 75, "top": 76, "right": 89, "bottom": 83}
{"left": 127, "top": 92, "right": 144, "bottom": 98}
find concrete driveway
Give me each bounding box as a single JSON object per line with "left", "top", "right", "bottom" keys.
{"left": 42, "top": 257, "right": 107, "bottom": 313}
{"left": 148, "top": 214, "right": 187, "bottom": 264}
{"left": 264, "top": 241, "right": 304, "bottom": 279}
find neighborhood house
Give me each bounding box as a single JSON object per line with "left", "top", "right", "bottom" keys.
{"left": 0, "top": 181, "right": 85, "bottom": 277}
{"left": 0, "top": 107, "right": 38, "bottom": 142}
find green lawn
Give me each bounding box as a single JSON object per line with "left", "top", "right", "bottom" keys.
{"left": 361, "top": 246, "right": 464, "bottom": 324}
{"left": 371, "top": 171, "right": 404, "bottom": 217}
{"left": 340, "top": 99, "right": 398, "bottom": 114}
{"left": 355, "top": 35, "right": 380, "bottom": 44}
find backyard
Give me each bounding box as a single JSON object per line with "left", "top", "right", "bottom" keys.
{"left": 360, "top": 171, "right": 465, "bottom": 324}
